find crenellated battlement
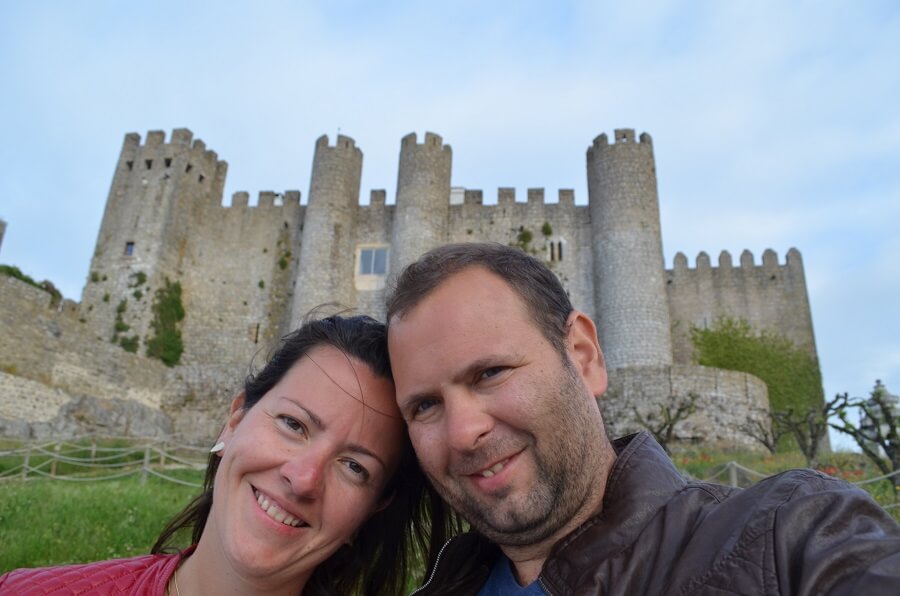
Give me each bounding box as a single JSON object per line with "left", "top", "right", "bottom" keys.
{"left": 400, "top": 131, "right": 452, "bottom": 153}
{"left": 670, "top": 248, "right": 805, "bottom": 274}
{"left": 451, "top": 187, "right": 578, "bottom": 206}
{"left": 315, "top": 134, "right": 360, "bottom": 152}
{"left": 587, "top": 129, "right": 654, "bottom": 160}
{"left": 227, "top": 190, "right": 302, "bottom": 208}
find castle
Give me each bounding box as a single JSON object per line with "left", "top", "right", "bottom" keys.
{"left": 0, "top": 128, "right": 818, "bottom": 448}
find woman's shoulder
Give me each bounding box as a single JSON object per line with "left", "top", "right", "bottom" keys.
{"left": 0, "top": 550, "right": 187, "bottom": 596}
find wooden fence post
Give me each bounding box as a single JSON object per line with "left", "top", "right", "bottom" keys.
{"left": 140, "top": 446, "right": 151, "bottom": 485}
{"left": 49, "top": 443, "right": 61, "bottom": 477}
{"left": 21, "top": 444, "right": 31, "bottom": 481}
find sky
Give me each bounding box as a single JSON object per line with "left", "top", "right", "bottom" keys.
{"left": 1, "top": 1, "right": 897, "bottom": 449}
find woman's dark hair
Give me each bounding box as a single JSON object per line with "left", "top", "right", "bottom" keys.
{"left": 153, "top": 314, "right": 461, "bottom": 595}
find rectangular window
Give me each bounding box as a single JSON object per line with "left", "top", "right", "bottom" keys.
{"left": 124, "top": 241, "right": 135, "bottom": 256}
{"left": 359, "top": 247, "right": 387, "bottom": 275}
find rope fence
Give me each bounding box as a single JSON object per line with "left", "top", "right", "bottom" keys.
{"left": 0, "top": 436, "right": 208, "bottom": 488}
{"left": 2, "top": 436, "right": 899, "bottom": 509}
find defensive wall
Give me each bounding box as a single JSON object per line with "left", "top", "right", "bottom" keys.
{"left": 0, "top": 128, "right": 821, "bottom": 449}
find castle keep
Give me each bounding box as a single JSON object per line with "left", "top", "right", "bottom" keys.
{"left": 0, "top": 128, "right": 818, "bottom": 447}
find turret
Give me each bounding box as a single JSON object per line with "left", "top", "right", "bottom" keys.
{"left": 587, "top": 129, "right": 673, "bottom": 368}
{"left": 291, "top": 135, "right": 363, "bottom": 324}
{"left": 80, "top": 129, "right": 227, "bottom": 351}
{"left": 390, "top": 132, "right": 452, "bottom": 276}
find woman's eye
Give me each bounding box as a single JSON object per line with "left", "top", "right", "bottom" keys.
{"left": 279, "top": 415, "right": 306, "bottom": 435}
{"left": 342, "top": 459, "right": 369, "bottom": 480}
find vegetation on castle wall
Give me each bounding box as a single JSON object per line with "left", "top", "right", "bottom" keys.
{"left": 129, "top": 271, "right": 147, "bottom": 287}
{"left": 1, "top": 264, "right": 63, "bottom": 307}
{"left": 691, "top": 317, "right": 823, "bottom": 444}
{"left": 542, "top": 221, "right": 553, "bottom": 236}
{"left": 146, "top": 279, "right": 185, "bottom": 367}
{"left": 119, "top": 335, "right": 140, "bottom": 353}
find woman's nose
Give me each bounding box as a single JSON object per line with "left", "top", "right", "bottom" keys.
{"left": 280, "top": 449, "right": 327, "bottom": 499}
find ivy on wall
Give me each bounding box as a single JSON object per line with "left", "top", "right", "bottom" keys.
{"left": 146, "top": 279, "right": 185, "bottom": 367}
{"left": 691, "top": 316, "right": 823, "bottom": 420}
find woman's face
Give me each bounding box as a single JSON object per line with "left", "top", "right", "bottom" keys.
{"left": 207, "top": 345, "right": 405, "bottom": 587}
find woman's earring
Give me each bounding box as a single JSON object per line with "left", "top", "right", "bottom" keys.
{"left": 210, "top": 441, "right": 226, "bottom": 454}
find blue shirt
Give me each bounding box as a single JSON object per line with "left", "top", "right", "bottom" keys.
{"left": 477, "top": 555, "right": 545, "bottom": 595}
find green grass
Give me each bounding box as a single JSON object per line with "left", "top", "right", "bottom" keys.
{"left": 1, "top": 445, "right": 897, "bottom": 576}
{"left": 0, "top": 475, "right": 199, "bottom": 571}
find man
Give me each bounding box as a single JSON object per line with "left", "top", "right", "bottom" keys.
{"left": 386, "top": 242, "right": 900, "bottom": 595}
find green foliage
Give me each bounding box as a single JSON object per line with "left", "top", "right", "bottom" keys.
{"left": 0, "top": 264, "right": 63, "bottom": 307}
{"left": 278, "top": 256, "right": 289, "bottom": 270}
{"left": 541, "top": 221, "right": 553, "bottom": 236}
{"left": 258, "top": 280, "right": 265, "bottom": 289}
{"left": 517, "top": 228, "right": 533, "bottom": 245}
{"left": 119, "top": 336, "right": 139, "bottom": 353}
{"left": 129, "top": 271, "right": 147, "bottom": 287}
{"left": 146, "top": 279, "right": 185, "bottom": 367}
{"left": 116, "top": 299, "right": 128, "bottom": 315}
{"left": 90, "top": 271, "right": 100, "bottom": 283}
{"left": 114, "top": 320, "right": 130, "bottom": 333}
{"left": 133, "top": 289, "right": 143, "bottom": 301}
{"left": 102, "top": 293, "right": 110, "bottom": 303}
{"left": 691, "top": 317, "right": 823, "bottom": 418}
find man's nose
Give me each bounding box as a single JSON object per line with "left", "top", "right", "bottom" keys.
{"left": 281, "top": 448, "right": 327, "bottom": 499}
{"left": 445, "top": 391, "right": 494, "bottom": 452}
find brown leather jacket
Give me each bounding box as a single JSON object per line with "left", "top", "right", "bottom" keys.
{"left": 410, "top": 432, "right": 900, "bottom": 595}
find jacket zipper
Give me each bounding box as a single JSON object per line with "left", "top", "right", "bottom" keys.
{"left": 537, "top": 576, "right": 553, "bottom": 595}
{"left": 409, "top": 537, "right": 453, "bottom": 595}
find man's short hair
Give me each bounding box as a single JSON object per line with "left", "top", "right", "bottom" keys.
{"left": 386, "top": 242, "right": 573, "bottom": 354}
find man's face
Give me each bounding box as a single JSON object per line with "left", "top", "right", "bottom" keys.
{"left": 388, "top": 267, "right": 610, "bottom": 547}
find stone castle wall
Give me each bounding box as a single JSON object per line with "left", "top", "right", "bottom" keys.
{"left": 666, "top": 248, "right": 817, "bottom": 363}
{"left": 605, "top": 365, "right": 770, "bottom": 450}
{"left": 0, "top": 128, "right": 820, "bottom": 449}
{"left": 0, "top": 275, "right": 174, "bottom": 438}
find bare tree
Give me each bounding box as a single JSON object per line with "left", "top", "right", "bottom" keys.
{"left": 772, "top": 394, "right": 844, "bottom": 469}
{"left": 830, "top": 381, "right": 900, "bottom": 497}
{"left": 634, "top": 393, "right": 698, "bottom": 454}
{"left": 740, "top": 408, "right": 787, "bottom": 455}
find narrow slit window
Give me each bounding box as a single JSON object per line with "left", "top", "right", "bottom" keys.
{"left": 145, "top": 159, "right": 153, "bottom": 169}
{"left": 185, "top": 164, "right": 193, "bottom": 173}
{"left": 558, "top": 242, "right": 563, "bottom": 261}
{"left": 164, "top": 158, "right": 172, "bottom": 168}
{"left": 126, "top": 160, "right": 134, "bottom": 171}
{"left": 124, "top": 242, "right": 135, "bottom": 256}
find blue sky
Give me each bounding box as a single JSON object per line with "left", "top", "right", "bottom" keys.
{"left": 1, "top": 1, "right": 898, "bottom": 449}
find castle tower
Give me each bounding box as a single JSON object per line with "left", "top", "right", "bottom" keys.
{"left": 587, "top": 129, "right": 673, "bottom": 368}
{"left": 80, "top": 129, "right": 227, "bottom": 350}
{"left": 291, "top": 135, "right": 362, "bottom": 324}
{"left": 390, "top": 132, "right": 452, "bottom": 276}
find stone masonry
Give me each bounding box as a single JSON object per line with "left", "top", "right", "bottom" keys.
{"left": 0, "top": 128, "right": 819, "bottom": 448}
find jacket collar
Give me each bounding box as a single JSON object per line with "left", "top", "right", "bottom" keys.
{"left": 541, "top": 431, "right": 686, "bottom": 584}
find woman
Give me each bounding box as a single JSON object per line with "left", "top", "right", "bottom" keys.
{"left": 1, "top": 315, "right": 457, "bottom": 595}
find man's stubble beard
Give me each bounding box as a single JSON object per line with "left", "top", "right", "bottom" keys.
{"left": 431, "top": 356, "right": 604, "bottom": 547}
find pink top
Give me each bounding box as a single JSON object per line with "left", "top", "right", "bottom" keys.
{"left": 0, "top": 548, "right": 193, "bottom": 596}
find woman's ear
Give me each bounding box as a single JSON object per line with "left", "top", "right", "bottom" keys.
{"left": 373, "top": 490, "right": 396, "bottom": 514}
{"left": 564, "top": 311, "right": 608, "bottom": 398}
{"left": 216, "top": 391, "right": 248, "bottom": 448}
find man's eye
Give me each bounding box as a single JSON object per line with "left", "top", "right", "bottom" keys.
{"left": 480, "top": 367, "right": 506, "bottom": 380}
{"left": 416, "top": 399, "right": 437, "bottom": 413}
